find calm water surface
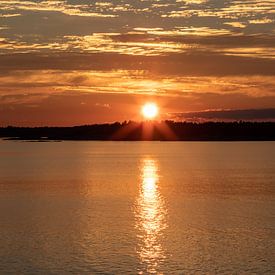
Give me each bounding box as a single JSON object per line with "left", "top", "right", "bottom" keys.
{"left": 0, "top": 141, "right": 274, "bottom": 274}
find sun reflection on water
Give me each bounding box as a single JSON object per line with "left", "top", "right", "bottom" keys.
{"left": 135, "top": 158, "right": 167, "bottom": 274}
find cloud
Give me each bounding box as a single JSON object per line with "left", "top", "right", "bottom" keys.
{"left": 224, "top": 22, "right": 246, "bottom": 28}
{"left": 0, "top": 0, "right": 274, "bottom": 126}
{"left": 0, "top": 1, "right": 116, "bottom": 18}
{"left": 1, "top": 28, "right": 274, "bottom": 61}
{"left": 164, "top": 0, "right": 275, "bottom": 20}
{"left": 0, "top": 52, "right": 274, "bottom": 76}
{"left": 172, "top": 108, "right": 275, "bottom": 121}
{"left": 0, "top": 13, "right": 21, "bottom": 18}
{"left": 1, "top": 69, "right": 275, "bottom": 118}
{"left": 1, "top": 90, "right": 275, "bottom": 126}
{"left": 249, "top": 18, "right": 274, "bottom": 24}
{"left": 0, "top": 0, "right": 274, "bottom": 62}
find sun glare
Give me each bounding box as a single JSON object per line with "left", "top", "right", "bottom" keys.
{"left": 142, "top": 103, "right": 159, "bottom": 120}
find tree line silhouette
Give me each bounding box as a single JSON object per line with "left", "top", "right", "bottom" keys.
{"left": 0, "top": 121, "right": 275, "bottom": 141}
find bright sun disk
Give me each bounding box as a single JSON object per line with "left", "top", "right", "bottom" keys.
{"left": 142, "top": 103, "right": 159, "bottom": 119}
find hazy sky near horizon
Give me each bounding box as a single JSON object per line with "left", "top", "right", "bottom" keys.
{"left": 0, "top": 0, "right": 275, "bottom": 125}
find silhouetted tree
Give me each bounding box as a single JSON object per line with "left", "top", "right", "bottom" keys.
{"left": 0, "top": 121, "right": 274, "bottom": 141}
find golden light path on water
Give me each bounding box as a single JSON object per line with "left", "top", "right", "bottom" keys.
{"left": 135, "top": 158, "right": 167, "bottom": 274}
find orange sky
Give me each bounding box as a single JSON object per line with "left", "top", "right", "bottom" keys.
{"left": 0, "top": 0, "right": 275, "bottom": 125}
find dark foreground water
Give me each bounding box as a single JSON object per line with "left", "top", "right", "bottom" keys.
{"left": 0, "top": 141, "right": 274, "bottom": 274}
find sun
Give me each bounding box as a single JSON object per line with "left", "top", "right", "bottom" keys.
{"left": 142, "top": 103, "right": 159, "bottom": 120}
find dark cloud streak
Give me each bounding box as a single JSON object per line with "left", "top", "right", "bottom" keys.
{"left": 173, "top": 108, "right": 275, "bottom": 121}
{"left": 0, "top": 52, "right": 274, "bottom": 76}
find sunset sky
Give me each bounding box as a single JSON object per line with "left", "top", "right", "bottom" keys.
{"left": 0, "top": 0, "right": 275, "bottom": 126}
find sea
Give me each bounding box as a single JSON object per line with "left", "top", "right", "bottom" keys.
{"left": 0, "top": 140, "right": 274, "bottom": 274}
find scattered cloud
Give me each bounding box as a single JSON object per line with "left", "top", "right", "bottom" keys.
{"left": 249, "top": 18, "right": 273, "bottom": 24}
{"left": 0, "top": 0, "right": 116, "bottom": 18}
{"left": 224, "top": 22, "right": 246, "bottom": 28}
{"left": 0, "top": 0, "right": 274, "bottom": 124}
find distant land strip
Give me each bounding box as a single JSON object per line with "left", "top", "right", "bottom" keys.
{"left": 1, "top": 121, "right": 275, "bottom": 141}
